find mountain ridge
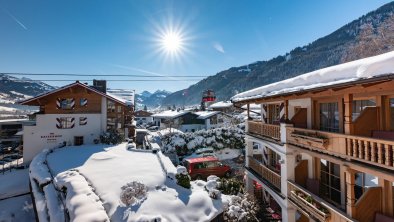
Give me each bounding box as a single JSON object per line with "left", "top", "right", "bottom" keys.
{"left": 162, "top": 2, "right": 394, "bottom": 106}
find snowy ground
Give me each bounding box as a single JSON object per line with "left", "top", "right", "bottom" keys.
{"left": 0, "top": 194, "right": 35, "bottom": 221}
{"left": 0, "top": 168, "right": 30, "bottom": 199}
{"left": 30, "top": 143, "right": 227, "bottom": 222}
{"left": 0, "top": 168, "right": 36, "bottom": 222}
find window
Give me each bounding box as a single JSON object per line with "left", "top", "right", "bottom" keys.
{"left": 142, "top": 118, "right": 146, "bottom": 121}
{"left": 269, "top": 151, "right": 281, "bottom": 173}
{"left": 107, "top": 100, "right": 115, "bottom": 112}
{"left": 352, "top": 100, "right": 375, "bottom": 121}
{"left": 74, "top": 136, "right": 83, "bottom": 146}
{"left": 80, "top": 98, "right": 88, "bottom": 107}
{"left": 60, "top": 98, "right": 74, "bottom": 110}
{"left": 206, "top": 161, "right": 218, "bottom": 168}
{"left": 193, "top": 163, "right": 206, "bottom": 169}
{"left": 107, "top": 117, "right": 116, "bottom": 130}
{"left": 354, "top": 172, "right": 378, "bottom": 202}
{"left": 56, "top": 117, "right": 74, "bottom": 129}
{"left": 320, "top": 160, "right": 341, "bottom": 206}
{"left": 210, "top": 115, "right": 218, "bottom": 124}
{"left": 320, "top": 102, "right": 339, "bottom": 132}
{"left": 117, "top": 106, "right": 122, "bottom": 113}
{"left": 268, "top": 104, "right": 280, "bottom": 124}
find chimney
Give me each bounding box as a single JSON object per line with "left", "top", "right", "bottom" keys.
{"left": 92, "top": 79, "right": 107, "bottom": 93}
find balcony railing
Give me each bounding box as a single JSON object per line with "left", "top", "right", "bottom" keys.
{"left": 248, "top": 121, "right": 280, "bottom": 141}
{"left": 248, "top": 156, "right": 281, "bottom": 191}
{"left": 287, "top": 127, "right": 394, "bottom": 170}
{"left": 287, "top": 180, "right": 355, "bottom": 222}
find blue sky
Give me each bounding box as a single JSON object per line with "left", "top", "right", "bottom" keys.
{"left": 0, "top": 0, "right": 392, "bottom": 93}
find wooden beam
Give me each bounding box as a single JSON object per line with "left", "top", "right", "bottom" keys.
{"left": 345, "top": 169, "right": 356, "bottom": 217}
{"left": 344, "top": 93, "right": 353, "bottom": 135}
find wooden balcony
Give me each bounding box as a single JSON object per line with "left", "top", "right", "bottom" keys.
{"left": 248, "top": 156, "right": 281, "bottom": 191}
{"left": 288, "top": 180, "right": 355, "bottom": 222}
{"left": 287, "top": 127, "right": 394, "bottom": 170}
{"left": 248, "top": 121, "right": 280, "bottom": 141}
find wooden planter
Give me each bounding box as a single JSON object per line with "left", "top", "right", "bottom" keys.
{"left": 290, "top": 131, "right": 328, "bottom": 149}
{"left": 290, "top": 191, "right": 330, "bottom": 222}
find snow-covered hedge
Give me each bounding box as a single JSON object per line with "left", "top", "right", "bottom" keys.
{"left": 161, "top": 126, "right": 245, "bottom": 154}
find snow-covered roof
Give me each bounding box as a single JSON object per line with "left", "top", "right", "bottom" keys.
{"left": 0, "top": 118, "right": 30, "bottom": 123}
{"left": 106, "top": 92, "right": 134, "bottom": 106}
{"left": 19, "top": 81, "right": 133, "bottom": 106}
{"left": 209, "top": 101, "right": 233, "bottom": 109}
{"left": 194, "top": 111, "right": 220, "bottom": 119}
{"left": 232, "top": 51, "right": 394, "bottom": 102}
{"left": 241, "top": 104, "right": 260, "bottom": 110}
{"left": 29, "top": 144, "right": 225, "bottom": 222}
{"left": 151, "top": 110, "right": 190, "bottom": 119}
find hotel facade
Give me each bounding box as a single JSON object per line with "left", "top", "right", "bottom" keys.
{"left": 19, "top": 80, "right": 134, "bottom": 164}
{"left": 232, "top": 52, "right": 394, "bottom": 222}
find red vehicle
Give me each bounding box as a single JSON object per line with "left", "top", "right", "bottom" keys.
{"left": 184, "top": 156, "right": 231, "bottom": 180}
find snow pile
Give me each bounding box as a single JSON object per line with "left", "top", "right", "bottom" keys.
{"left": 176, "top": 166, "right": 187, "bottom": 175}
{"left": 205, "top": 176, "right": 221, "bottom": 200}
{"left": 120, "top": 181, "right": 148, "bottom": 206}
{"left": 194, "top": 111, "right": 220, "bottom": 119}
{"left": 209, "top": 101, "right": 233, "bottom": 109}
{"left": 55, "top": 170, "right": 110, "bottom": 222}
{"left": 151, "top": 110, "right": 189, "bottom": 119}
{"left": 29, "top": 150, "right": 52, "bottom": 187}
{"left": 232, "top": 50, "right": 394, "bottom": 102}
{"left": 161, "top": 126, "right": 245, "bottom": 154}
{"left": 42, "top": 184, "right": 65, "bottom": 222}
{"left": 30, "top": 143, "right": 227, "bottom": 222}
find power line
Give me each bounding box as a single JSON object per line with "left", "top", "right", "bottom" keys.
{"left": 0, "top": 72, "right": 208, "bottom": 78}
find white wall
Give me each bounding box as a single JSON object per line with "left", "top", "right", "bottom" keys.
{"left": 23, "top": 114, "right": 103, "bottom": 164}
{"left": 288, "top": 98, "right": 312, "bottom": 128}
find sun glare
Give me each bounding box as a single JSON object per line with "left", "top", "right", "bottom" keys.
{"left": 161, "top": 31, "right": 183, "bottom": 53}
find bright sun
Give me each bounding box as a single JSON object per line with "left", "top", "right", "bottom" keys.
{"left": 161, "top": 31, "right": 183, "bottom": 53}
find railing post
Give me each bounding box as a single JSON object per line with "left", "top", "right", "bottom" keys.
{"left": 345, "top": 168, "right": 356, "bottom": 217}
{"left": 344, "top": 94, "right": 353, "bottom": 135}
{"left": 280, "top": 123, "right": 293, "bottom": 144}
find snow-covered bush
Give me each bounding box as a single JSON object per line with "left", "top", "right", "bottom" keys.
{"left": 209, "top": 189, "right": 221, "bottom": 199}
{"left": 161, "top": 126, "right": 245, "bottom": 154}
{"left": 217, "top": 178, "right": 243, "bottom": 195}
{"left": 175, "top": 166, "right": 190, "bottom": 189}
{"left": 100, "top": 130, "right": 123, "bottom": 145}
{"left": 204, "top": 176, "right": 222, "bottom": 200}
{"left": 223, "top": 193, "right": 260, "bottom": 222}
{"left": 120, "top": 181, "right": 148, "bottom": 206}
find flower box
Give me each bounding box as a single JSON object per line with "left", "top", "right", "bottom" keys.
{"left": 290, "top": 190, "right": 330, "bottom": 222}
{"left": 290, "top": 131, "right": 328, "bottom": 149}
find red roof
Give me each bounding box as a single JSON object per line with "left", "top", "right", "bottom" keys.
{"left": 185, "top": 156, "right": 218, "bottom": 163}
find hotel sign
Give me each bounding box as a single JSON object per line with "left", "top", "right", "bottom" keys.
{"left": 41, "top": 133, "right": 62, "bottom": 143}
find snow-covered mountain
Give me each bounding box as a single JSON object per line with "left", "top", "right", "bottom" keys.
{"left": 135, "top": 90, "right": 171, "bottom": 109}
{"left": 163, "top": 2, "right": 394, "bottom": 106}
{"left": 0, "top": 74, "right": 55, "bottom": 104}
